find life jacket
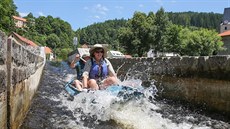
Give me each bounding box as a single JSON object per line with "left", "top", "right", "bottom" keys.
{"left": 75, "top": 60, "right": 85, "bottom": 80}
{"left": 89, "top": 58, "right": 108, "bottom": 80}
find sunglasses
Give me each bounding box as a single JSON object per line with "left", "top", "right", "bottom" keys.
{"left": 95, "top": 50, "right": 104, "bottom": 53}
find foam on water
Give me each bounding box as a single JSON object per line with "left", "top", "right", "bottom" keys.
{"left": 60, "top": 78, "right": 214, "bottom": 129}
{"left": 38, "top": 61, "right": 229, "bottom": 129}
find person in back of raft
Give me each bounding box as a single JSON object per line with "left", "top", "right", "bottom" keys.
{"left": 70, "top": 53, "right": 90, "bottom": 91}
{"left": 82, "top": 44, "right": 118, "bottom": 90}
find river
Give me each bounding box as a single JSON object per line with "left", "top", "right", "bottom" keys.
{"left": 20, "top": 61, "right": 230, "bottom": 129}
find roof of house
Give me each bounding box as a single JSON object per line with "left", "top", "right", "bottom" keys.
{"left": 13, "top": 16, "right": 27, "bottom": 22}
{"left": 219, "top": 30, "right": 230, "bottom": 37}
{"left": 12, "top": 32, "right": 38, "bottom": 47}
{"left": 45, "top": 47, "right": 52, "bottom": 54}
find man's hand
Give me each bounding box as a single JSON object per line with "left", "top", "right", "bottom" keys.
{"left": 75, "top": 54, "right": 80, "bottom": 59}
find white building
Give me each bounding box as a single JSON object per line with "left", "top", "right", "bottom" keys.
{"left": 147, "top": 49, "right": 179, "bottom": 57}
{"left": 107, "top": 50, "right": 125, "bottom": 58}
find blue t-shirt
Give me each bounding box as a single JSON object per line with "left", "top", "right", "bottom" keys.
{"left": 75, "top": 61, "right": 85, "bottom": 80}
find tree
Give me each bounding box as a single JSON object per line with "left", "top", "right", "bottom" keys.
{"left": 118, "top": 27, "right": 133, "bottom": 54}
{"left": 46, "top": 33, "right": 61, "bottom": 52}
{"left": 0, "top": 0, "right": 18, "bottom": 33}
{"left": 153, "top": 7, "right": 170, "bottom": 53}
{"left": 119, "top": 12, "right": 155, "bottom": 56}
{"left": 179, "top": 28, "right": 223, "bottom": 56}
{"left": 165, "top": 24, "right": 182, "bottom": 53}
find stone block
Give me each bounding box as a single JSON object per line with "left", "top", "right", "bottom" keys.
{"left": 0, "top": 70, "right": 6, "bottom": 92}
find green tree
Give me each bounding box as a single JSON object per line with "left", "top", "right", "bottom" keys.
{"left": 118, "top": 12, "right": 155, "bottom": 56}
{"left": 0, "top": 0, "right": 18, "bottom": 33}
{"left": 46, "top": 33, "right": 61, "bottom": 52}
{"left": 165, "top": 24, "right": 182, "bottom": 53}
{"left": 76, "top": 19, "right": 127, "bottom": 49}
{"left": 167, "top": 11, "right": 222, "bottom": 31}
{"left": 179, "top": 28, "right": 223, "bottom": 56}
{"left": 35, "top": 16, "right": 52, "bottom": 35}
{"left": 118, "top": 27, "right": 133, "bottom": 54}
{"left": 153, "top": 7, "right": 170, "bottom": 53}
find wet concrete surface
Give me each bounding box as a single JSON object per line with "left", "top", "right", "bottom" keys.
{"left": 20, "top": 62, "right": 80, "bottom": 129}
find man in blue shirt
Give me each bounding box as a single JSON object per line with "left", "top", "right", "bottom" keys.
{"left": 70, "top": 53, "right": 90, "bottom": 91}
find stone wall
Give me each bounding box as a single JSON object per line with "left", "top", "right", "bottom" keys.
{"left": 0, "top": 31, "right": 45, "bottom": 129}
{"left": 0, "top": 31, "right": 7, "bottom": 129}
{"left": 109, "top": 56, "right": 230, "bottom": 118}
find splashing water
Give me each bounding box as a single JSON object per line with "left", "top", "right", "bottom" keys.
{"left": 45, "top": 61, "right": 229, "bottom": 129}
{"left": 61, "top": 78, "right": 222, "bottom": 129}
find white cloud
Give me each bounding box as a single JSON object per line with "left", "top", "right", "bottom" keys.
{"left": 155, "top": 0, "right": 163, "bottom": 5}
{"left": 94, "top": 15, "right": 100, "bottom": 19}
{"left": 83, "top": 6, "right": 89, "bottom": 10}
{"left": 115, "top": 6, "right": 124, "bottom": 10}
{"left": 93, "top": 4, "right": 109, "bottom": 15}
{"left": 19, "top": 12, "right": 29, "bottom": 17}
{"left": 38, "top": 12, "right": 45, "bottom": 16}
{"left": 171, "top": 0, "right": 176, "bottom": 3}
{"left": 84, "top": 4, "right": 109, "bottom": 21}
{"left": 139, "top": 4, "right": 144, "bottom": 8}
{"left": 115, "top": 6, "right": 124, "bottom": 14}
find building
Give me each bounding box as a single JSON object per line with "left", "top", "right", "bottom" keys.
{"left": 107, "top": 50, "right": 125, "bottom": 58}
{"left": 9, "top": 32, "right": 38, "bottom": 47}
{"left": 12, "top": 16, "right": 27, "bottom": 28}
{"left": 9, "top": 32, "right": 53, "bottom": 59}
{"left": 218, "top": 30, "right": 230, "bottom": 55}
{"left": 219, "top": 8, "right": 230, "bottom": 55}
{"left": 147, "top": 49, "right": 179, "bottom": 57}
{"left": 45, "top": 46, "right": 54, "bottom": 60}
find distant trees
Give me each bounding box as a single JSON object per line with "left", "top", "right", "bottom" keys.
{"left": 77, "top": 8, "right": 223, "bottom": 57}
{"left": 0, "top": 0, "right": 224, "bottom": 59}
{"left": 118, "top": 8, "right": 223, "bottom": 56}
{"left": 167, "top": 11, "right": 223, "bottom": 31}
{"left": 76, "top": 19, "right": 127, "bottom": 50}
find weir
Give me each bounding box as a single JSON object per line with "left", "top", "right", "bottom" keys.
{"left": 109, "top": 57, "right": 230, "bottom": 119}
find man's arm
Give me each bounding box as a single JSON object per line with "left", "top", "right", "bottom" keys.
{"left": 70, "top": 54, "right": 80, "bottom": 68}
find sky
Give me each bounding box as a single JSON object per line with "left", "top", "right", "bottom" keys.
{"left": 14, "top": 0, "right": 230, "bottom": 31}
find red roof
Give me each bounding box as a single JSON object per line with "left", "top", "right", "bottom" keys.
{"left": 45, "top": 47, "right": 52, "bottom": 54}
{"left": 13, "top": 16, "right": 27, "bottom": 22}
{"left": 13, "top": 32, "right": 38, "bottom": 47}
{"left": 219, "top": 30, "right": 230, "bottom": 37}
